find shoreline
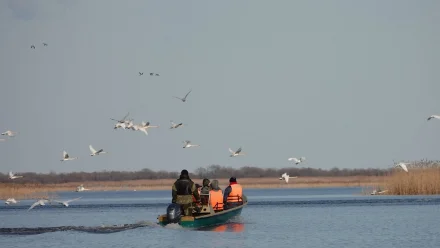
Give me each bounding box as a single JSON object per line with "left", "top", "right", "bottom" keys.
{"left": 1, "top": 176, "right": 384, "bottom": 199}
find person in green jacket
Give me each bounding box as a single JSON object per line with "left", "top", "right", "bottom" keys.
{"left": 172, "top": 169, "right": 200, "bottom": 216}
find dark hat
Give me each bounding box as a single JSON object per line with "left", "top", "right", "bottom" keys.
{"left": 229, "top": 177, "right": 237, "bottom": 183}
{"left": 180, "top": 169, "right": 189, "bottom": 176}
{"left": 195, "top": 183, "right": 202, "bottom": 188}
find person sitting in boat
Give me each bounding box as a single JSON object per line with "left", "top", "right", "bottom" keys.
{"left": 200, "top": 178, "right": 211, "bottom": 204}
{"left": 223, "top": 177, "right": 243, "bottom": 210}
{"left": 209, "top": 179, "right": 224, "bottom": 211}
{"left": 172, "top": 169, "right": 200, "bottom": 216}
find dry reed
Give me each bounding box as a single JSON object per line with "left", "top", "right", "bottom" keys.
{"left": 385, "top": 167, "right": 440, "bottom": 195}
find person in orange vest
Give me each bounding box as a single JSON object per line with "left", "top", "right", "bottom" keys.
{"left": 209, "top": 179, "right": 223, "bottom": 211}
{"left": 223, "top": 177, "right": 243, "bottom": 210}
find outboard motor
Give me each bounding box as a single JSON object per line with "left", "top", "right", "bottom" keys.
{"left": 166, "top": 203, "right": 182, "bottom": 223}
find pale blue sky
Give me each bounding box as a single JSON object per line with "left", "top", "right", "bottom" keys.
{"left": 1, "top": 0, "right": 439, "bottom": 174}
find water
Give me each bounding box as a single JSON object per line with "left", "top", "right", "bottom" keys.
{"left": 1, "top": 187, "right": 439, "bottom": 248}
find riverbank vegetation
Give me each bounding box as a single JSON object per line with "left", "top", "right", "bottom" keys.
{"left": 2, "top": 160, "right": 439, "bottom": 199}
{"left": 384, "top": 161, "right": 440, "bottom": 195}
{"left": 0, "top": 165, "right": 389, "bottom": 184}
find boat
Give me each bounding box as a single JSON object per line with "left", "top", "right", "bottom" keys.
{"left": 157, "top": 194, "right": 247, "bottom": 228}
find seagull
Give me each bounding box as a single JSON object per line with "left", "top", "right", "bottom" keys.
{"left": 1, "top": 130, "right": 17, "bottom": 137}
{"left": 155, "top": 73, "right": 160, "bottom": 76}
{"left": 149, "top": 73, "right": 154, "bottom": 76}
{"left": 170, "top": 121, "right": 184, "bottom": 129}
{"left": 427, "top": 115, "right": 440, "bottom": 121}
{"left": 183, "top": 140, "right": 200, "bottom": 148}
{"left": 135, "top": 121, "right": 159, "bottom": 135}
{"left": 173, "top": 89, "right": 192, "bottom": 102}
{"left": 89, "top": 145, "right": 107, "bottom": 156}
{"left": 43, "top": 43, "right": 48, "bottom": 46}
{"left": 30, "top": 45, "right": 35, "bottom": 49}
{"left": 288, "top": 157, "right": 306, "bottom": 165}
{"left": 139, "top": 72, "right": 143, "bottom": 76}
{"left": 229, "top": 147, "right": 245, "bottom": 157}
{"left": 9, "top": 171, "right": 23, "bottom": 180}
{"left": 61, "top": 151, "right": 78, "bottom": 161}
{"left": 28, "top": 199, "right": 50, "bottom": 211}
{"left": 395, "top": 162, "right": 409, "bottom": 172}
{"left": 279, "top": 173, "right": 298, "bottom": 183}
{"left": 53, "top": 197, "right": 82, "bottom": 207}
{"left": 5, "top": 198, "right": 18, "bottom": 205}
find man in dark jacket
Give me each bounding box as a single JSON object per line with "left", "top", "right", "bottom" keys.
{"left": 172, "top": 169, "right": 200, "bottom": 216}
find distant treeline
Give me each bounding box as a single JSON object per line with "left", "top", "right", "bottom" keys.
{"left": 2, "top": 160, "right": 439, "bottom": 184}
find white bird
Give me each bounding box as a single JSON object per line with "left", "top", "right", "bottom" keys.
{"left": 279, "top": 173, "right": 298, "bottom": 183}
{"left": 288, "top": 157, "right": 306, "bottom": 165}
{"left": 183, "top": 140, "right": 200, "bottom": 148}
{"left": 135, "top": 121, "right": 159, "bottom": 135}
{"left": 61, "top": 151, "right": 78, "bottom": 161}
{"left": 111, "top": 113, "right": 131, "bottom": 129}
{"left": 427, "top": 115, "right": 440, "bottom": 121}
{"left": 5, "top": 198, "right": 18, "bottom": 205}
{"left": 170, "top": 121, "right": 184, "bottom": 129}
{"left": 1, "top": 130, "right": 17, "bottom": 137}
{"left": 229, "top": 147, "right": 245, "bottom": 157}
{"left": 9, "top": 171, "right": 23, "bottom": 180}
{"left": 89, "top": 145, "right": 107, "bottom": 156}
{"left": 76, "top": 184, "right": 90, "bottom": 192}
{"left": 173, "top": 89, "right": 192, "bottom": 102}
{"left": 28, "top": 199, "right": 50, "bottom": 211}
{"left": 53, "top": 197, "right": 82, "bottom": 207}
{"left": 395, "top": 162, "right": 409, "bottom": 172}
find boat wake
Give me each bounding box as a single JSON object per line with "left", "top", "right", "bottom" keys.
{"left": 0, "top": 221, "right": 159, "bottom": 235}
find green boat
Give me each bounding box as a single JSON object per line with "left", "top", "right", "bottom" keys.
{"left": 157, "top": 195, "right": 247, "bottom": 228}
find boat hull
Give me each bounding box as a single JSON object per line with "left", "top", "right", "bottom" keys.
{"left": 158, "top": 203, "right": 246, "bottom": 228}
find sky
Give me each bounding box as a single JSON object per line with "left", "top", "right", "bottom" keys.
{"left": 1, "top": 0, "right": 440, "bottom": 174}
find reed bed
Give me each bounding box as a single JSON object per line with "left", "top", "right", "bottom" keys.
{"left": 385, "top": 167, "right": 440, "bottom": 195}
{"left": 0, "top": 176, "right": 384, "bottom": 200}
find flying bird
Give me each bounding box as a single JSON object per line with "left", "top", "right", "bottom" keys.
{"left": 5, "top": 198, "right": 18, "bottom": 205}
{"left": 427, "top": 115, "right": 440, "bottom": 121}
{"left": 173, "top": 89, "right": 192, "bottom": 102}
{"left": 1, "top": 130, "right": 17, "bottom": 137}
{"left": 43, "top": 43, "right": 48, "bottom": 46}
{"left": 139, "top": 72, "right": 143, "bottom": 76}
{"left": 53, "top": 197, "right": 82, "bottom": 207}
{"left": 89, "top": 145, "right": 107, "bottom": 156}
{"left": 111, "top": 112, "right": 131, "bottom": 129}
{"left": 155, "top": 73, "right": 160, "bottom": 76}
{"left": 9, "top": 171, "right": 23, "bottom": 180}
{"left": 229, "top": 147, "right": 245, "bottom": 157}
{"left": 279, "top": 173, "right": 298, "bottom": 183}
{"left": 61, "top": 151, "right": 78, "bottom": 161}
{"left": 183, "top": 140, "right": 200, "bottom": 148}
{"left": 395, "top": 162, "right": 409, "bottom": 172}
{"left": 133, "top": 121, "right": 159, "bottom": 135}
{"left": 170, "top": 121, "right": 184, "bottom": 129}
{"left": 30, "top": 45, "right": 35, "bottom": 49}
{"left": 28, "top": 199, "right": 50, "bottom": 211}
{"left": 288, "top": 157, "right": 306, "bottom": 165}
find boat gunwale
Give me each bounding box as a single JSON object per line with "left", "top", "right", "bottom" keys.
{"left": 194, "top": 201, "right": 247, "bottom": 220}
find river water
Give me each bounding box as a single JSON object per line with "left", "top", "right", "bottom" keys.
{"left": 1, "top": 187, "right": 439, "bottom": 248}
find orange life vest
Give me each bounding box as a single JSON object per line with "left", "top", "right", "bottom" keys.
{"left": 227, "top": 184, "right": 243, "bottom": 203}
{"left": 209, "top": 190, "right": 224, "bottom": 210}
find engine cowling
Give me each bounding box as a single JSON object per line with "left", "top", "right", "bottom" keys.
{"left": 166, "top": 203, "right": 182, "bottom": 223}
